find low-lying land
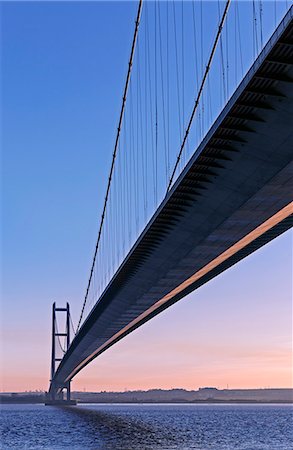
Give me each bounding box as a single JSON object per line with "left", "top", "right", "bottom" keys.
{"left": 1, "top": 387, "right": 292, "bottom": 404}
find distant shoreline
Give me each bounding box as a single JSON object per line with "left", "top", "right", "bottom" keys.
{"left": 1, "top": 399, "right": 292, "bottom": 405}
{"left": 1, "top": 388, "right": 292, "bottom": 405}
{"left": 0, "top": 400, "right": 293, "bottom": 405}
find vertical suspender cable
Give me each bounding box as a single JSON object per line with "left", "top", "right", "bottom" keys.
{"left": 172, "top": 0, "right": 183, "bottom": 141}
{"left": 259, "top": 0, "right": 263, "bottom": 49}
{"left": 167, "top": 0, "right": 231, "bottom": 192}
{"left": 77, "top": 0, "right": 143, "bottom": 332}
{"left": 158, "top": 1, "right": 168, "bottom": 186}
{"left": 69, "top": 312, "right": 76, "bottom": 337}
{"left": 218, "top": 0, "right": 226, "bottom": 103}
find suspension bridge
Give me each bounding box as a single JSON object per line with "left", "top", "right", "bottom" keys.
{"left": 46, "top": 1, "right": 293, "bottom": 404}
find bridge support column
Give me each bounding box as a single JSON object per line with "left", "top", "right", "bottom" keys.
{"left": 45, "top": 302, "right": 76, "bottom": 406}
{"left": 66, "top": 381, "right": 71, "bottom": 402}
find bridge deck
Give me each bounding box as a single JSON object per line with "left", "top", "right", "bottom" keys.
{"left": 51, "top": 10, "right": 293, "bottom": 391}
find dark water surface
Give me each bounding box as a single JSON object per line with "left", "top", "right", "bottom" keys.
{"left": 1, "top": 403, "right": 292, "bottom": 449}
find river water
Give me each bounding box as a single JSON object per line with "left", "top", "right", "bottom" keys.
{"left": 1, "top": 403, "right": 292, "bottom": 449}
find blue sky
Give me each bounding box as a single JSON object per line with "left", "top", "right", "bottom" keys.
{"left": 1, "top": 1, "right": 292, "bottom": 391}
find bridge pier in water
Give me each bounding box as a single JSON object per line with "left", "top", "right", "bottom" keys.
{"left": 45, "top": 302, "right": 76, "bottom": 406}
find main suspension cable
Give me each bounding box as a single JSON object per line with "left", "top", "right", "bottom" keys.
{"left": 77, "top": 0, "right": 143, "bottom": 332}
{"left": 166, "top": 0, "right": 231, "bottom": 192}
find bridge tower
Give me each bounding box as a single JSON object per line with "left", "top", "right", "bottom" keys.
{"left": 46, "top": 302, "right": 76, "bottom": 405}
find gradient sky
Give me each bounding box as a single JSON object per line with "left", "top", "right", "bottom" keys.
{"left": 1, "top": 1, "right": 292, "bottom": 393}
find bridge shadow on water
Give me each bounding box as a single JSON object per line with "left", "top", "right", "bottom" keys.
{"left": 58, "top": 403, "right": 293, "bottom": 450}
{"left": 61, "top": 404, "right": 179, "bottom": 449}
